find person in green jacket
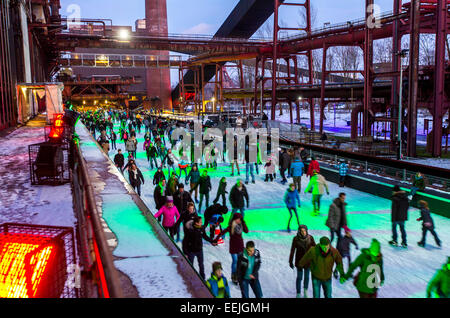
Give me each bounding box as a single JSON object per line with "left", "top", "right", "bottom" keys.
{"left": 206, "top": 262, "right": 231, "bottom": 298}
{"left": 427, "top": 257, "right": 450, "bottom": 298}
{"left": 344, "top": 239, "right": 385, "bottom": 298}
{"left": 304, "top": 170, "right": 329, "bottom": 216}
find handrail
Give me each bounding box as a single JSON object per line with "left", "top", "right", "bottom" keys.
{"left": 73, "top": 142, "right": 124, "bottom": 298}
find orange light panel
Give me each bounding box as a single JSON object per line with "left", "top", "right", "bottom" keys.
{"left": 0, "top": 234, "right": 54, "bottom": 298}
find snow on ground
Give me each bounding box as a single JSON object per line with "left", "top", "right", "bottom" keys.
{"left": 105, "top": 120, "right": 450, "bottom": 298}
{"left": 0, "top": 125, "right": 76, "bottom": 228}
{"left": 76, "top": 123, "right": 192, "bottom": 298}
{"left": 276, "top": 108, "right": 446, "bottom": 146}
{"left": 405, "top": 158, "right": 450, "bottom": 170}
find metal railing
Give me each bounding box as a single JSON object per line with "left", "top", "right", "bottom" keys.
{"left": 278, "top": 143, "right": 450, "bottom": 193}
{"left": 279, "top": 10, "right": 399, "bottom": 41}
{"left": 71, "top": 138, "right": 124, "bottom": 298}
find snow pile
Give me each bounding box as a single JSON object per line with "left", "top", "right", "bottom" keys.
{"left": 0, "top": 126, "right": 76, "bottom": 228}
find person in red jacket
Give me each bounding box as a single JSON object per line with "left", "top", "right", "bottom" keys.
{"left": 307, "top": 156, "right": 320, "bottom": 178}
{"left": 213, "top": 213, "right": 249, "bottom": 284}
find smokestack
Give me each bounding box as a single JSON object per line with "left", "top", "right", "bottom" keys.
{"left": 145, "top": 0, "right": 172, "bottom": 110}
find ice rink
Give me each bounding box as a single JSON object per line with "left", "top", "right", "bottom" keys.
{"left": 107, "top": 122, "right": 450, "bottom": 298}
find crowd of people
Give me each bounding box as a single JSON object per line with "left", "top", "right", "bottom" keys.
{"left": 79, "top": 108, "right": 447, "bottom": 299}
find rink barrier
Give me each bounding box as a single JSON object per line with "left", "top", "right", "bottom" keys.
{"left": 319, "top": 164, "right": 450, "bottom": 219}
{"left": 72, "top": 139, "right": 125, "bottom": 298}
{"left": 129, "top": 194, "right": 214, "bottom": 298}
{"left": 278, "top": 137, "right": 450, "bottom": 180}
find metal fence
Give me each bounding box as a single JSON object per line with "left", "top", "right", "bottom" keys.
{"left": 298, "top": 148, "right": 450, "bottom": 193}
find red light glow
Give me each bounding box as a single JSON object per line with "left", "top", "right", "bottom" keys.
{"left": 0, "top": 234, "right": 55, "bottom": 298}
{"left": 49, "top": 127, "right": 63, "bottom": 139}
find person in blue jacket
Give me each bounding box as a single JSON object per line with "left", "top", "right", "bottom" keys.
{"left": 337, "top": 159, "right": 349, "bottom": 187}
{"left": 290, "top": 157, "right": 305, "bottom": 192}
{"left": 284, "top": 183, "right": 302, "bottom": 232}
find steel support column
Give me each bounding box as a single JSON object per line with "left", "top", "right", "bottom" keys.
{"left": 432, "top": 0, "right": 448, "bottom": 157}
{"left": 271, "top": 0, "right": 280, "bottom": 120}
{"left": 320, "top": 45, "right": 328, "bottom": 133}
{"left": 391, "top": 0, "right": 402, "bottom": 146}
{"left": 363, "top": 0, "right": 374, "bottom": 136}
{"left": 407, "top": 0, "right": 420, "bottom": 157}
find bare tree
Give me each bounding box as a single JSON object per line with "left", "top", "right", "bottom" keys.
{"left": 374, "top": 38, "right": 393, "bottom": 64}
{"left": 419, "top": 34, "right": 435, "bottom": 66}
{"left": 331, "top": 46, "right": 362, "bottom": 82}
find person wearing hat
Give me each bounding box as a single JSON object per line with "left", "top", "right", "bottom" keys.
{"left": 290, "top": 157, "right": 305, "bottom": 192}
{"left": 206, "top": 262, "right": 231, "bottom": 298}
{"left": 203, "top": 203, "right": 229, "bottom": 239}
{"left": 214, "top": 213, "right": 249, "bottom": 284}
{"left": 154, "top": 196, "right": 180, "bottom": 239}
{"left": 289, "top": 225, "right": 316, "bottom": 298}
{"left": 426, "top": 257, "right": 450, "bottom": 298}
{"left": 337, "top": 159, "right": 349, "bottom": 187}
{"left": 229, "top": 179, "right": 249, "bottom": 220}
{"left": 389, "top": 185, "right": 409, "bottom": 248}
{"left": 304, "top": 170, "right": 329, "bottom": 216}
{"left": 213, "top": 177, "right": 228, "bottom": 207}
{"left": 344, "top": 239, "right": 384, "bottom": 298}
{"left": 152, "top": 166, "right": 166, "bottom": 185}
{"left": 298, "top": 236, "right": 345, "bottom": 298}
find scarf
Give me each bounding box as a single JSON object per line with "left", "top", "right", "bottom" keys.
{"left": 296, "top": 233, "right": 310, "bottom": 251}
{"left": 231, "top": 221, "right": 242, "bottom": 236}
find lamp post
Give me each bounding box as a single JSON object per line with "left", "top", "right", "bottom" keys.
{"left": 298, "top": 96, "right": 302, "bottom": 124}
{"left": 397, "top": 49, "right": 409, "bottom": 160}
{"left": 211, "top": 97, "right": 216, "bottom": 113}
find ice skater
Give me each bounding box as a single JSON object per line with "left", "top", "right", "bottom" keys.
{"left": 289, "top": 225, "right": 316, "bottom": 298}
{"left": 304, "top": 170, "right": 329, "bottom": 216}
{"left": 389, "top": 185, "right": 409, "bottom": 248}
{"left": 283, "top": 183, "right": 301, "bottom": 232}
{"left": 417, "top": 200, "right": 441, "bottom": 248}
{"left": 344, "top": 239, "right": 384, "bottom": 298}
{"left": 236, "top": 241, "right": 263, "bottom": 298}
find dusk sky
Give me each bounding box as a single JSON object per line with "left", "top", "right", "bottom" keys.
{"left": 60, "top": 0, "right": 396, "bottom": 35}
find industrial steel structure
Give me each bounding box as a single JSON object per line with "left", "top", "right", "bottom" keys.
{"left": 1, "top": 0, "right": 449, "bottom": 158}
